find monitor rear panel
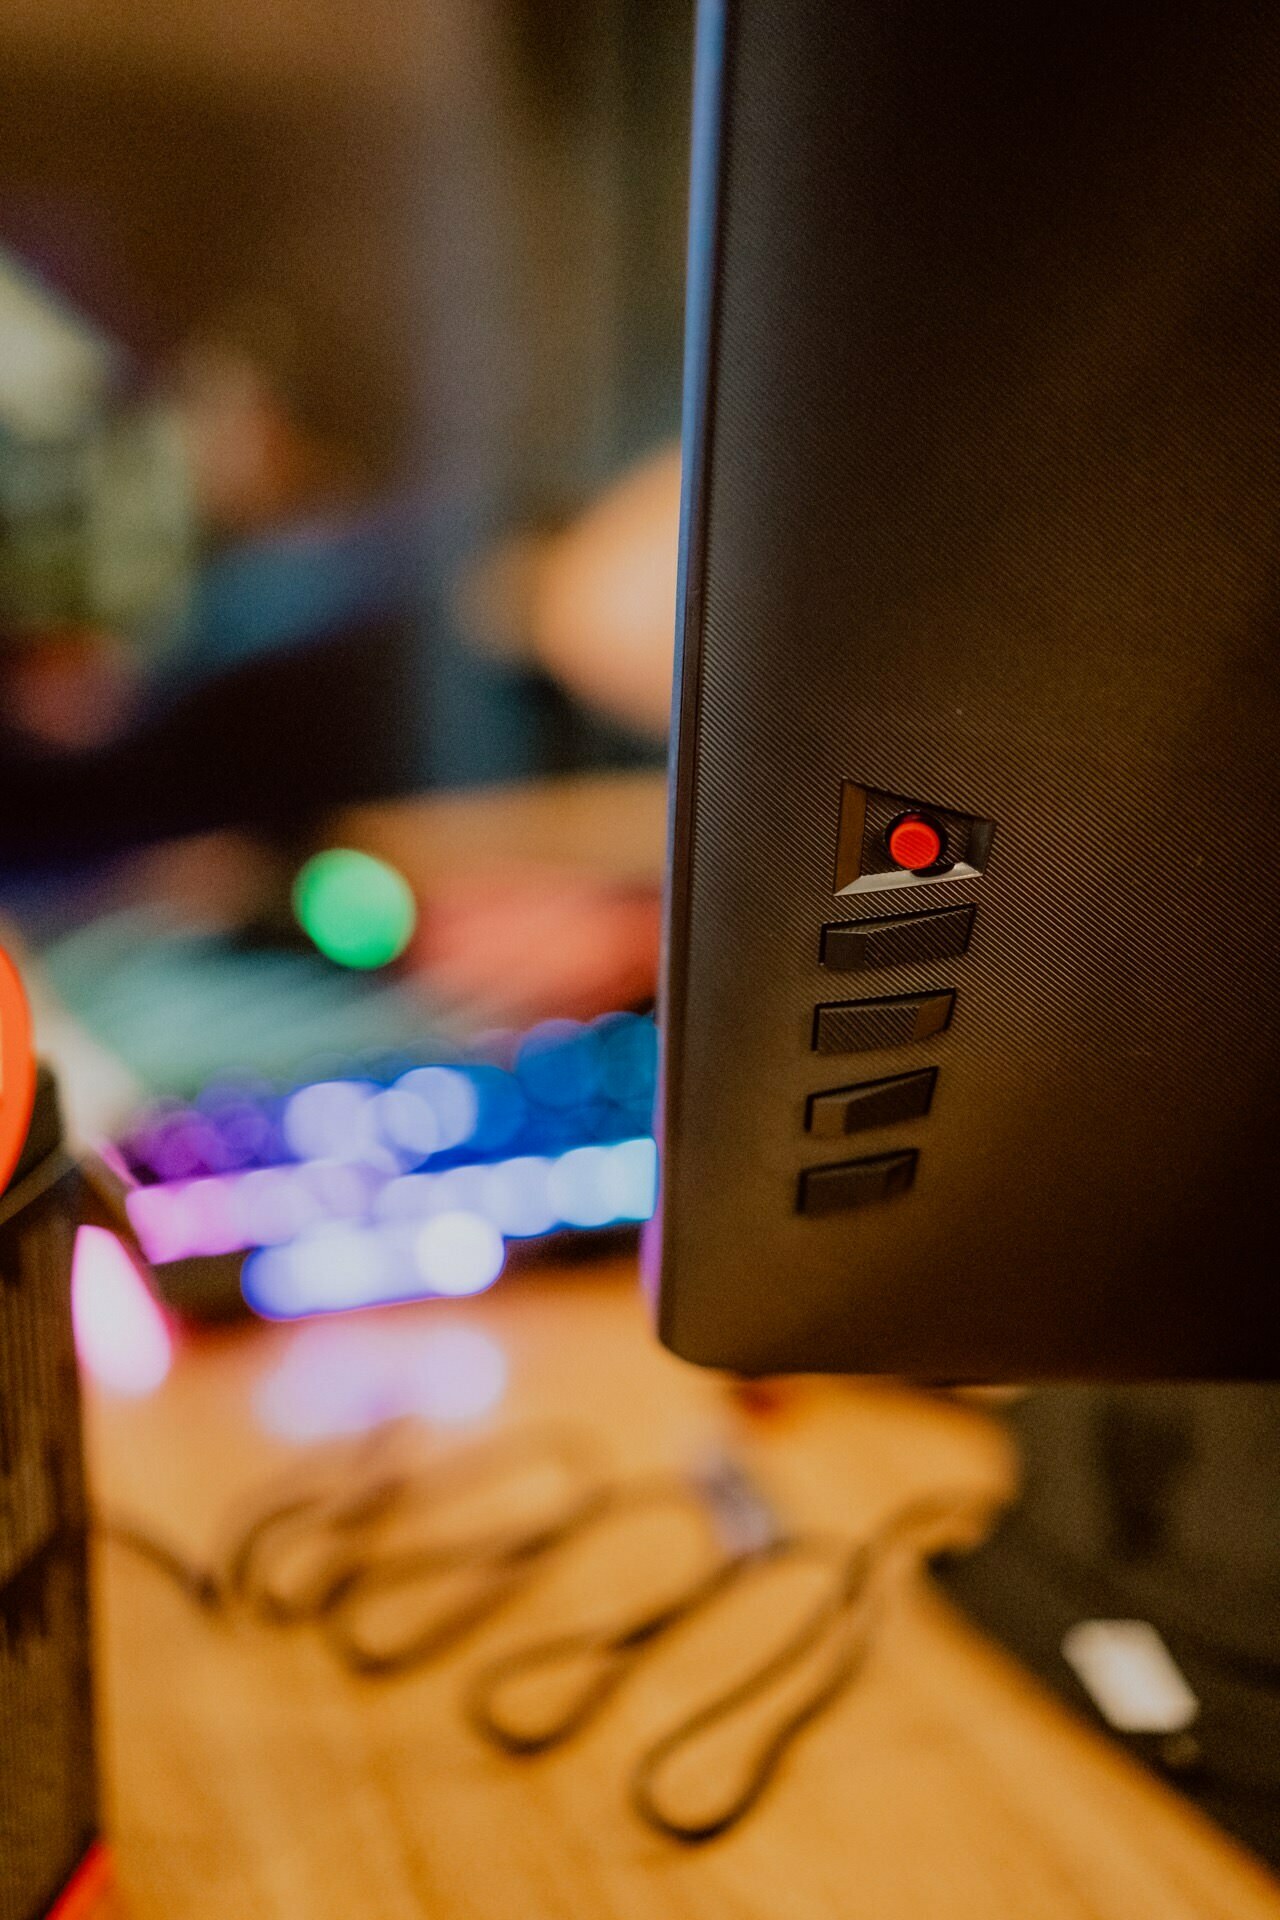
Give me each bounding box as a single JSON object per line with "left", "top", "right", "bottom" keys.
{"left": 653, "top": 0, "right": 1280, "bottom": 1377}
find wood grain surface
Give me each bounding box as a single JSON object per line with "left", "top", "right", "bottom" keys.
{"left": 335, "top": 771, "right": 669, "bottom": 893}
{"left": 88, "top": 1265, "right": 1280, "bottom": 1919}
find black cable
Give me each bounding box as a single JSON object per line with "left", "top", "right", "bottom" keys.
{"left": 320, "top": 1470, "right": 731, "bottom": 1678}
{"left": 98, "top": 1516, "right": 223, "bottom": 1612}
{"left": 320, "top": 1477, "right": 615, "bottom": 1677}
{"left": 100, "top": 1424, "right": 995, "bottom": 1843}
{"left": 627, "top": 1494, "right": 992, "bottom": 1845}
{"left": 466, "top": 1480, "right": 738, "bottom": 1751}
{"left": 468, "top": 1488, "right": 993, "bottom": 1843}
{"left": 630, "top": 1540, "right": 875, "bottom": 1845}
{"left": 228, "top": 1424, "right": 604, "bottom": 1634}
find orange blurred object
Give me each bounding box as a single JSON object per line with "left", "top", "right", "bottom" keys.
{"left": 46, "top": 1844, "right": 122, "bottom": 1920}
{"left": 0, "top": 944, "right": 36, "bottom": 1194}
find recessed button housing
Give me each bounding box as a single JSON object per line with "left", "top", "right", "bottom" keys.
{"left": 834, "top": 782, "right": 995, "bottom": 896}
{"left": 807, "top": 1068, "right": 937, "bottom": 1137}
{"left": 822, "top": 904, "right": 975, "bottom": 973}
{"left": 813, "top": 991, "right": 954, "bottom": 1054}
{"left": 798, "top": 1150, "right": 918, "bottom": 1215}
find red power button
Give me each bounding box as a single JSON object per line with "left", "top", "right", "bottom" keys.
{"left": 886, "top": 814, "right": 945, "bottom": 873}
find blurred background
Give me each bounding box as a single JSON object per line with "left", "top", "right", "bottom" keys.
{"left": 0, "top": 0, "right": 692, "bottom": 1324}
{"left": 6, "top": 15, "right": 1278, "bottom": 1904}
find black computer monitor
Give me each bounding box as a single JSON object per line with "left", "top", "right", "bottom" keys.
{"left": 653, "top": 0, "right": 1280, "bottom": 1380}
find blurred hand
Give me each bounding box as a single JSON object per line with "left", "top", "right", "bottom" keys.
{"left": 529, "top": 444, "right": 681, "bottom": 739}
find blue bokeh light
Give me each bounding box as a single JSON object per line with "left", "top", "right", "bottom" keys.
{"left": 516, "top": 1020, "right": 604, "bottom": 1111}
{"left": 123, "top": 1013, "right": 661, "bottom": 1321}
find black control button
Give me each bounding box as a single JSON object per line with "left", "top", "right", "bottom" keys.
{"left": 798, "top": 1150, "right": 918, "bottom": 1215}
{"left": 806, "top": 1068, "right": 937, "bottom": 1138}
{"left": 813, "top": 991, "right": 954, "bottom": 1054}
{"left": 821, "top": 904, "right": 974, "bottom": 973}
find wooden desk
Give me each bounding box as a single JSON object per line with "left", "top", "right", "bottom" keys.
{"left": 88, "top": 1265, "right": 1279, "bottom": 1920}
{"left": 336, "top": 770, "right": 669, "bottom": 892}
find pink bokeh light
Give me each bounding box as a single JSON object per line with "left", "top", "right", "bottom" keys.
{"left": 71, "top": 1226, "right": 174, "bottom": 1396}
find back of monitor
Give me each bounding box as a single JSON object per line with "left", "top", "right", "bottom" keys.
{"left": 653, "top": 0, "right": 1280, "bottom": 1378}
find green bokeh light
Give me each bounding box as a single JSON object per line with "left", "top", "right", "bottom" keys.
{"left": 293, "top": 849, "right": 417, "bottom": 970}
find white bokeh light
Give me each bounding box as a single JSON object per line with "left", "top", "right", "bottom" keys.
{"left": 392, "top": 1067, "right": 479, "bottom": 1152}
{"left": 482, "top": 1156, "right": 557, "bottom": 1237}
{"left": 547, "top": 1145, "right": 615, "bottom": 1227}
{"left": 413, "top": 1210, "right": 506, "bottom": 1297}
{"left": 282, "top": 1080, "right": 382, "bottom": 1164}
{"left": 371, "top": 1085, "right": 439, "bottom": 1162}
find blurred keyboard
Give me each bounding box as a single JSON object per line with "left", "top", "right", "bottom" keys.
{"left": 35, "top": 907, "right": 657, "bottom": 1319}
{"left": 116, "top": 1010, "right": 657, "bottom": 1319}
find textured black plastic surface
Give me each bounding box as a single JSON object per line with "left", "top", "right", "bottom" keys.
{"left": 807, "top": 1070, "right": 937, "bottom": 1140}
{"left": 822, "top": 906, "right": 976, "bottom": 973}
{"left": 0, "top": 1077, "right": 97, "bottom": 1920}
{"left": 799, "top": 1151, "right": 918, "bottom": 1216}
{"left": 653, "top": 0, "right": 1280, "bottom": 1377}
{"left": 814, "top": 992, "right": 955, "bottom": 1055}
